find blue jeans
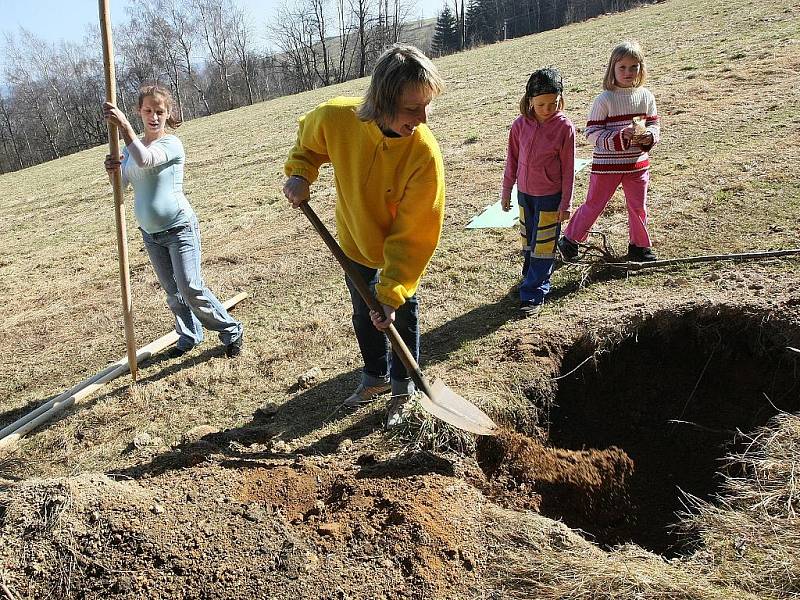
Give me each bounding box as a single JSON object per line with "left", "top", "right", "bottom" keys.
{"left": 519, "top": 191, "right": 562, "bottom": 304}
{"left": 141, "top": 216, "right": 242, "bottom": 351}
{"left": 344, "top": 260, "right": 419, "bottom": 384}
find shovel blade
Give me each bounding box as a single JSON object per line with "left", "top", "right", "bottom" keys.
{"left": 417, "top": 378, "right": 497, "bottom": 436}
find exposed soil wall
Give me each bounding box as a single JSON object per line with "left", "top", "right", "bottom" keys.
{"left": 547, "top": 304, "right": 800, "bottom": 554}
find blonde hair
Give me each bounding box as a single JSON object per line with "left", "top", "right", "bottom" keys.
{"left": 357, "top": 44, "right": 444, "bottom": 127}
{"left": 138, "top": 84, "right": 182, "bottom": 129}
{"left": 603, "top": 40, "right": 648, "bottom": 91}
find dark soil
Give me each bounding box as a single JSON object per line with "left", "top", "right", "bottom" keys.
{"left": 547, "top": 304, "right": 800, "bottom": 555}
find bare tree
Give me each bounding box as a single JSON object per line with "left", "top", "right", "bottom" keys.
{"left": 351, "top": 0, "right": 371, "bottom": 77}
{"left": 126, "top": 0, "right": 190, "bottom": 120}
{"left": 230, "top": 3, "right": 256, "bottom": 104}
{"left": 195, "top": 0, "right": 235, "bottom": 110}
{"left": 310, "top": 0, "right": 332, "bottom": 86}
{"left": 270, "top": 0, "right": 339, "bottom": 92}
{"left": 162, "top": 0, "right": 210, "bottom": 117}
{"left": 3, "top": 32, "right": 61, "bottom": 160}
{"left": 0, "top": 92, "right": 25, "bottom": 170}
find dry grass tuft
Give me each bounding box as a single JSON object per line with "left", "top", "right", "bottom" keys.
{"left": 498, "top": 543, "right": 755, "bottom": 600}
{"left": 681, "top": 413, "right": 800, "bottom": 598}
{"left": 0, "top": 456, "right": 23, "bottom": 482}
{"left": 391, "top": 395, "right": 476, "bottom": 455}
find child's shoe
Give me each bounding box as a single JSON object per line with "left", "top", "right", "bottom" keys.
{"left": 385, "top": 379, "right": 416, "bottom": 429}
{"left": 557, "top": 236, "right": 579, "bottom": 262}
{"left": 519, "top": 301, "right": 543, "bottom": 318}
{"left": 628, "top": 244, "right": 657, "bottom": 262}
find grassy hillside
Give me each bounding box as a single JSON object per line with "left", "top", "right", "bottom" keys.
{"left": 0, "top": 0, "right": 797, "bottom": 467}
{"left": 1, "top": 0, "right": 800, "bottom": 596}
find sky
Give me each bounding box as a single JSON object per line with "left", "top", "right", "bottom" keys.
{"left": 0, "top": 0, "right": 446, "bottom": 50}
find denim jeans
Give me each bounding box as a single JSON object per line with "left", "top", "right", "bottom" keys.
{"left": 141, "top": 215, "right": 242, "bottom": 351}
{"left": 344, "top": 260, "right": 419, "bottom": 384}
{"left": 518, "top": 191, "right": 562, "bottom": 305}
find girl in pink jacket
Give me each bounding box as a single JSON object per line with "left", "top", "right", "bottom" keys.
{"left": 501, "top": 67, "right": 576, "bottom": 317}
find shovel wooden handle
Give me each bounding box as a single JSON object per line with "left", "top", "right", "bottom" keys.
{"left": 299, "top": 202, "right": 434, "bottom": 399}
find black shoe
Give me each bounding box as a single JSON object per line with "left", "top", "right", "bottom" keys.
{"left": 557, "top": 236, "right": 579, "bottom": 262}
{"left": 166, "top": 346, "right": 190, "bottom": 359}
{"left": 519, "top": 301, "right": 543, "bottom": 318}
{"left": 628, "top": 244, "right": 657, "bottom": 262}
{"left": 225, "top": 343, "right": 242, "bottom": 358}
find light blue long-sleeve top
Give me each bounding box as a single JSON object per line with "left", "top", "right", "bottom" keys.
{"left": 121, "top": 134, "right": 194, "bottom": 234}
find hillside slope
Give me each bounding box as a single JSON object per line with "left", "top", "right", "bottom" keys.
{"left": 1, "top": 0, "right": 800, "bottom": 597}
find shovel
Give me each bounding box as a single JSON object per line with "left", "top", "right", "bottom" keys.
{"left": 299, "top": 201, "right": 497, "bottom": 436}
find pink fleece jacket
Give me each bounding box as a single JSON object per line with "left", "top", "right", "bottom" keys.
{"left": 502, "top": 111, "right": 576, "bottom": 213}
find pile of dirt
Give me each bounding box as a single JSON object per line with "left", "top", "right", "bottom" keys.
{"left": 0, "top": 453, "right": 488, "bottom": 600}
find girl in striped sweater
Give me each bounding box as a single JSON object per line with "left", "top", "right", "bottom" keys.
{"left": 559, "top": 40, "right": 660, "bottom": 262}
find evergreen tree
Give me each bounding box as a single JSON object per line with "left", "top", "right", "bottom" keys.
{"left": 466, "top": 0, "right": 503, "bottom": 46}
{"left": 431, "top": 5, "right": 459, "bottom": 56}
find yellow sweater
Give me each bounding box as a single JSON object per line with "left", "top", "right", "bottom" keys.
{"left": 285, "top": 97, "right": 445, "bottom": 308}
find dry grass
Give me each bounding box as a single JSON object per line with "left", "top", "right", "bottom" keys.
{"left": 0, "top": 0, "right": 800, "bottom": 596}
{"left": 498, "top": 542, "right": 761, "bottom": 600}
{"left": 390, "top": 395, "right": 477, "bottom": 455}
{"left": 681, "top": 413, "right": 800, "bottom": 598}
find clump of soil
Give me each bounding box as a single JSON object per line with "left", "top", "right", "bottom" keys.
{"left": 475, "top": 429, "right": 634, "bottom": 538}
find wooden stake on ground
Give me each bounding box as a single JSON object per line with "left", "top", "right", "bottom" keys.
{"left": 99, "top": 0, "right": 137, "bottom": 382}
{"left": 0, "top": 292, "right": 248, "bottom": 452}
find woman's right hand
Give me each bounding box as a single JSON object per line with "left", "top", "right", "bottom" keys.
{"left": 283, "top": 175, "right": 310, "bottom": 208}
{"left": 500, "top": 196, "right": 512, "bottom": 212}
{"left": 104, "top": 153, "right": 122, "bottom": 175}
{"left": 102, "top": 101, "right": 130, "bottom": 130}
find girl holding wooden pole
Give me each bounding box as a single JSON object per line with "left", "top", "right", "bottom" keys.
{"left": 103, "top": 86, "right": 244, "bottom": 358}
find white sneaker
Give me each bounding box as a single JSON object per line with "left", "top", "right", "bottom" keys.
{"left": 385, "top": 394, "right": 412, "bottom": 429}
{"left": 343, "top": 381, "right": 391, "bottom": 407}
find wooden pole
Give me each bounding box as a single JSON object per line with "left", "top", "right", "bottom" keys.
{"left": 0, "top": 293, "right": 248, "bottom": 451}
{"left": 602, "top": 248, "right": 800, "bottom": 271}
{"left": 99, "top": 0, "right": 138, "bottom": 382}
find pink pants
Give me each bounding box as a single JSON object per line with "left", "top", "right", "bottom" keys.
{"left": 564, "top": 170, "right": 652, "bottom": 248}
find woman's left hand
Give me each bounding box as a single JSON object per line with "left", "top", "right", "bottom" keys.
{"left": 370, "top": 304, "right": 396, "bottom": 330}
{"left": 104, "top": 153, "right": 122, "bottom": 174}
{"left": 557, "top": 210, "right": 571, "bottom": 222}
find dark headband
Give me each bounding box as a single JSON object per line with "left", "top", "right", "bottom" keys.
{"left": 526, "top": 67, "right": 563, "bottom": 97}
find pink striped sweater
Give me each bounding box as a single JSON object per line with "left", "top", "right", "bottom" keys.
{"left": 585, "top": 87, "right": 660, "bottom": 174}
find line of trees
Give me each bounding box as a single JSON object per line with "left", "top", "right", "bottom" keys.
{"left": 432, "top": 0, "right": 657, "bottom": 56}
{"left": 0, "top": 0, "right": 432, "bottom": 174}
{"left": 0, "top": 0, "right": 657, "bottom": 174}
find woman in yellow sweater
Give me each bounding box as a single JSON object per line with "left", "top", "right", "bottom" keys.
{"left": 283, "top": 44, "right": 445, "bottom": 428}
